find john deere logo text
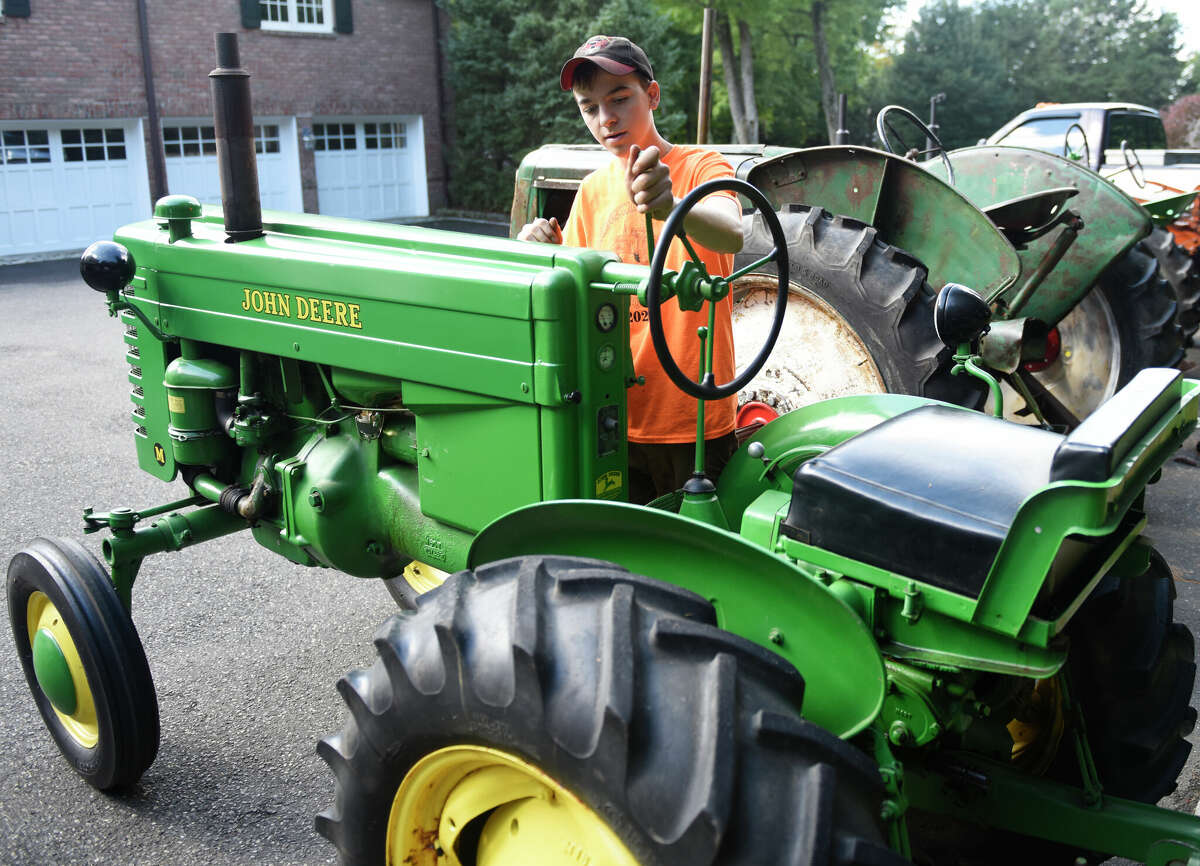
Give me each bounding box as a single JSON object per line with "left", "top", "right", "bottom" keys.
{"left": 241, "top": 288, "right": 362, "bottom": 329}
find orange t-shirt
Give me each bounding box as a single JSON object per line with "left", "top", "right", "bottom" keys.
{"left": 563, "top": 145, "right": 738, "bottom": 443}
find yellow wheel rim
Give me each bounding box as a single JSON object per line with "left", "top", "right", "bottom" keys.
{"left": 26, "top": 591, "right": 99, "bottom": 749}
{"left": 387, "top": 745, "right": 641, "bottom": 866}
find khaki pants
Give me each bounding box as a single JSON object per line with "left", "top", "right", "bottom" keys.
{"left": 627, "top": 432, "right": 739, "bottom": 505}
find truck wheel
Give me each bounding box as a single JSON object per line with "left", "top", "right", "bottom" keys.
{"left": 732, "top": 205, "right": 976, "bottom": 416}
{"left": 317, "top": 555, "right": 902, "bottom": 866}
{"left": 1141, "top": 227, "right": 1200, "bottom": 343}
{"left": 7, "top": 537, "right": 159, "bottom": 790}
{"left": 1063, "top": 548, "right": 1196, "bottom": 802}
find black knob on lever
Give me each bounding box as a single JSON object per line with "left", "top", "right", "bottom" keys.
{"left": 80, "top": 241, "right": 135, "bottom": 294}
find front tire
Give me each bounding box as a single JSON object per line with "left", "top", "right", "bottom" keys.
{"left": 317, "top": 555, "right": 901, "bottom": 865}
{"left": 7, "top": 537, "right": 160, "bottom": 790}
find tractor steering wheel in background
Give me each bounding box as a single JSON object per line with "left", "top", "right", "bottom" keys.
{"left": 1063, "top": 123, "right": 1091, "bottom": 167}
{"left": 1121, "top": 140, "right": 1146, "bottom": 188}
{"left": 645, "top": 178, "right": 789, "bottom": 401}
{"left": 875, "top": 104, "right": 956, "bottom": 187}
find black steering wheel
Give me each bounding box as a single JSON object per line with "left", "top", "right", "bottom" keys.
{"left": 1121, "top": 140, "right": 1146, "bottom": 188}
{"left": 875, "top": 104, "right": 956, "bottom": 187}
{"left": 646, "top": 178, "right": 788, "bottom": 400}
{"left": 1062, "top": 123, "right": 1090, "bottom": 166}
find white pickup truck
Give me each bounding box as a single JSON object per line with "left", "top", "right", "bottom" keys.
{"left": 986, "top": 102, "right": 1200, "bottom": 202}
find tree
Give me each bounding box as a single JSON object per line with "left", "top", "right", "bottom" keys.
{"left": 441, "top": 0, "right": 693, "bottom": 212}
{"left": 871, "top": 0, "right": 1186, "bottom": 150}
{"left": 1162, "top": 94, "right": 1200, "bottom": 148}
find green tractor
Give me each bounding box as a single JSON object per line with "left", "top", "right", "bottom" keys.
{"left": 9, "top": 34, "right": 1200, "bottom": 865}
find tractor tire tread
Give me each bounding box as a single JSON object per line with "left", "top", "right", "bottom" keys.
{"left": 317, "top": 555, "right": 901, "bottom": 866}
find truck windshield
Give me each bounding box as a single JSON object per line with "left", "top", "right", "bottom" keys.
{"left": 998, "top": 115, "right": 1080, "bottom": 154}
{"left": 1106, "top": 113, "right": 1167, "bottom": 150}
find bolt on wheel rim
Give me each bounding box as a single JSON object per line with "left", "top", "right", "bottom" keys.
{"left": 26, "top": 591, "right": 99, "bottom": 748}
{"left": 387, "top": 745, "right": 641, "bottom": 866}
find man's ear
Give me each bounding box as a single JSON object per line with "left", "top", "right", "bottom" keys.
{"left": 648, "top": 80, "right": 661, "bottom": 110}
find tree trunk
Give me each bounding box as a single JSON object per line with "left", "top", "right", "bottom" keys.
{"left": 738, "top": 19, "right": 759, "bottom": 143}
{"left": 811, "top": 1, "right": 839, "bottom": 144}
{"left": 716, "top": 11, "right": 748, "bottom": 142}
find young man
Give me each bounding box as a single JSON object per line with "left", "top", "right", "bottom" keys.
{"left": 518, "top": 35, "right": 744, "bottom": 502}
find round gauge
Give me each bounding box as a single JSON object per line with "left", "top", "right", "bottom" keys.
{"left": 597, "top": 344, "right": 616, "bottom": 371}
{"left": 595, "top": 303, "right": 617, "bottom": 332}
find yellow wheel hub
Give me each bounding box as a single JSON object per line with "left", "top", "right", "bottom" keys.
{"left": 387, "top": 745, "right": 641, "bottom": 866}
{"left": 26, "top": 591, "right": 99, "bottom": 749}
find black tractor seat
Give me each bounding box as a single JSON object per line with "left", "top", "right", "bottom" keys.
{"left": 781, "top": 369, "right": 1182, "bottom": 599}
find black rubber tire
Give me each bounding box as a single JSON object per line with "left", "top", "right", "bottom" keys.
{"left": 907, "top": 548, "right": 1196, "bottom": 865}
{"left": 1099, "top": 245, "right": 1186, "bottom": 379}
{"left": 1140, "top": 227, "right": 1200, "bottom": 343}
{"left": 1063, "top": 547, "right": 1196, "bottom": 803}
{"left": 317, "top": 555, "right": 904, "bottom": 866}
{"left": 737, "top": 204, "right": 980, "bottom": 408}
{"left": 7, "top": 537, "right": 160, "bottom": 790}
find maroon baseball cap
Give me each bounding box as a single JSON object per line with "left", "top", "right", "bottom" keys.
{"left": 559, "top": 35, "right": 654, "bottom": 90}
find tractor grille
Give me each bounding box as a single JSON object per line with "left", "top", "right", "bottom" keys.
{"left": 129, "top": 366, "right": 143, "bottom": 379}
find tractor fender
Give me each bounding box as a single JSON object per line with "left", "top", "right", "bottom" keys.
{"left": 469, "top": 499, "right": 886, "bottom": 739}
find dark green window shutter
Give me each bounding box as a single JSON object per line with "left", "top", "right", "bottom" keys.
{"left": 241, "top": 0, "right": 261, "bottom": 28}
{"left": 334, "top": 0, "right": 352, "bottom": 34}
{"left": 3, "top": 0, "right": 33, "bottom": 17}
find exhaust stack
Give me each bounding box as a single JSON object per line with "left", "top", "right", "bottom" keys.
{"left": 209, "top": 33, "right": 263, "bottom": 242}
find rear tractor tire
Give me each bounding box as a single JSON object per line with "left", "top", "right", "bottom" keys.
{"left": 1141, "top": 226, "right": 1200, "bottom": 343}
{"left": 317, "top": 555, "right": 903, "bottom": 866}
{"left": 7, "top": 537, "right": 160, "bottom": 790}
{"left": 732, "top": 205, "right": 978, "bottom": 418}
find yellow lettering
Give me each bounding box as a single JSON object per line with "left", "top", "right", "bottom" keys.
{"left": 348, "top": 303, "right": 362, "bottom": 329}
{"left": 277, "top": 293, "right": 290, "bottom": 318}
{"left": 250, "top": 290, "right": 264, "bottom": 313}
{"left": 264, "top": 292, "right": 278, "bottom": 315}
{"left": 241, "top": 288, "right": 251, "bottom": 311}
{"left": 321, "top": 299, "right": 333, "bottom": 323}
{"left": 295, "top": 296, "right": 309, "bottom": 319}
{"left": 333, "top": 301, "right": 349, "bottom": 327}
{"left": 308, "top": 297, "right": 321, "bottom": 320}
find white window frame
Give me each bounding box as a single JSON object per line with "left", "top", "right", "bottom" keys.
{"left": 259, "top": 0, "right": 334, "bottom": 33}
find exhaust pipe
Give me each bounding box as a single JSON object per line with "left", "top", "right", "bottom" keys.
{"left": 209, "top": 32, "right": 263, "bottom": 242}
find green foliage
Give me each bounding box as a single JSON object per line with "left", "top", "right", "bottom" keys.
{"left": 441, "top": 0, "right": 695, "bottom": 212}
{"left": 869, "top": 0, "right": 1186, "bottom": 149}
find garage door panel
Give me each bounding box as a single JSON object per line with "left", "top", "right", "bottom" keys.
{"left": 314, "top": 116, "right": 425, "bottom": 220}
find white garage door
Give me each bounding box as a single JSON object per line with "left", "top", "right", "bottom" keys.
{"left": 162, "top": 118, "right": 302, "bottom": 212}
{"left": 0, "top": 121, "right": 151, "bottom": 258}
{"left": 312, "top": 117, "right": 428, "bottom": 220}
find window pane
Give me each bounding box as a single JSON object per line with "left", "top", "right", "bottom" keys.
{"left": 86, "top": 145, "right": 105, "bottom": 160}
{"left": 64, "top": 146, "right": 84, "bottom": 162}
{"left": 165, "top": 142, "right": 181, "bottom": 157}
{"left": 83, "top": 129, "right": 103, "bottom": 144}
{"left": 2, "top": 130, "right": 23, "bottom": 147}
{"left": 107, "top": 128, "right": 125, "bottom": 144}
{"left": 107, "top": 144, "right": 127, "bottom": 160}
{"left": 1107, "top": 113, "right": 1167, "bottom": 150}
{"left": 61, "top": 129, "right": 81, "bottom": 145}
{"left": 28, "top": 130, "right": 49, "bottom": 146}
{"left": 183, "top": 140, "right": 199, "bottom": 156}
{"left": 997, "top": 116, "right": 1080, "bottom": 154}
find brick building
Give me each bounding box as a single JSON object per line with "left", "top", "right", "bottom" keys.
{"left": 0, "top": 0, "right": 450, "bottom": 258}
